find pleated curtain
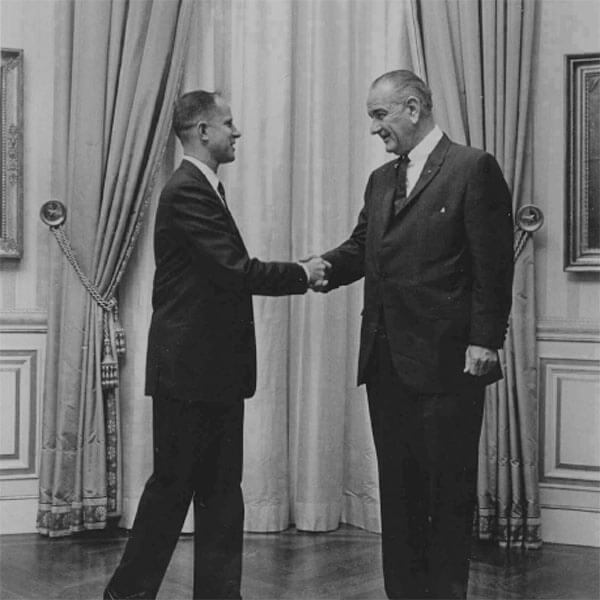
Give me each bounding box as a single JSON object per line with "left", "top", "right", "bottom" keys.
{"left": 119, "top": 0, "right": 425, "bottom": 533}
{"left": 38, "top": 0, "right": 193, "bottom": 537}
{"left": 417, "top": 0, "right": 542, "bottom": 548}
{"left": 43, "top": 0, "right": 540, "bottom": 545}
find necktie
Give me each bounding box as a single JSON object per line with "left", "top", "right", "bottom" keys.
{"left": 217, "top": 182, "right": 228, "bottom": 209}
{"left": 393, "top": 154, "right": 410, "bottom": 215}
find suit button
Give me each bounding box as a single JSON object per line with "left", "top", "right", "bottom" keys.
{"left": 381, "top": 271, "right": 388, "bottom": 279}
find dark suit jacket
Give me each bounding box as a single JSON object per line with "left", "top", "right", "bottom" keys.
{"left": 145, "top": 160, "right": 308, "bottom": 403}
{"left": 323, "top": 135, "right": 514, "bottom": 393}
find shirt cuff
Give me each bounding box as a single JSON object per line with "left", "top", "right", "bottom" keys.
{"left": 298, "top": 262, "right": 311, "bottom": 284}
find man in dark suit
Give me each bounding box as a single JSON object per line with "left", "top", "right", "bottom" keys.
{"left": 316, "top": 70, "right": 514, "bottom": 599}
{"left": 105, "top": 90, "right": 328, "bottom": 600}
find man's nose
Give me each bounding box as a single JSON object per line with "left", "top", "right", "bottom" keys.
{"left": 233, "top": 126, "right": 241, "bottom": 138}
{"left": 370, "top": 119, "right": 381, "bottom": 135}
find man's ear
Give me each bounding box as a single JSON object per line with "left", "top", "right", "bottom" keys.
{"left": 198, "top": 121, "right": 209, "bottom": 142}
{"left": 405, "top": 96, "right": 421, "bottom": 123}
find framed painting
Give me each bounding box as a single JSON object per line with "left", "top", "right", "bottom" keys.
{"left": 565, "top": 53, "right": 600, "bottom": 271}
{"left": 1, "top": 48, "right": 24, "bottom": 259}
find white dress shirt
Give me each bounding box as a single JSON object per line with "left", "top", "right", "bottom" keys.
{"left": 405, "top": 125, "right": 443, "bottom": 196}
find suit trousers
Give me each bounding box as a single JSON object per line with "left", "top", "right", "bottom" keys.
{"left": 106, "top": 396, "right": 245, "bottom": 599}
{"left": 366, "top": 332, "right": 484, "bottom": 600}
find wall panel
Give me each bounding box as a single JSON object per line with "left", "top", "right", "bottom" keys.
{"left": 538, "top": 334, "right": 600, "bottom": 546}
{"left": 0, "top": 315, "right": 46, "bottom": 533}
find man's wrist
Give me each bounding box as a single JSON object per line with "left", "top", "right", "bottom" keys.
{"left": 298, "top": 261, "right": 311, "bottom": 283}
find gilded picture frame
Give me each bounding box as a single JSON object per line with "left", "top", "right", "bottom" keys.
{"left": 565, "top": 53, "right": 600, "bottom": 272}
{"left": 1, "top": 48, "right": 24, "bottom": 259}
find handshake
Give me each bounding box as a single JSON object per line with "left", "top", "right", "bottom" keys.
{"left": 299, "top": 256, "right": 331, "bottom": 292}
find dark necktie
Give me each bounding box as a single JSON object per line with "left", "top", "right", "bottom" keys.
{"left": 217, "top": 182, "right": 228, "bottom": 210}
{"left": 393, "top": 154, "right": 410, "bottom": 215}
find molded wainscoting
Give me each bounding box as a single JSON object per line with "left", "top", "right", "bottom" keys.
{"left": 0, "top": 312, "right": 46, "bottom": 534}
{"left": 538, "top": 321, "right": 600, "bottom": 547}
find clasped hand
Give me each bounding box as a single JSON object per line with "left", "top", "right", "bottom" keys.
{"left": 300, "top": 256, "right": 331, "bottom": 291}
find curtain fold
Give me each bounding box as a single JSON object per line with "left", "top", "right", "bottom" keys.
{"left": 38, "top": 0, "right": 193, "bottom": 537}
{"left": 42, "top": 0, "right": 540, "bottom": 545}
{"left": 118, "top": 0, "right": 425, "bottom": 534}
{"left": 418, "top": 0, "right": 541, "bottom": 548}
{"left": 287, "top": 0, "right": 425, "bottom": 533}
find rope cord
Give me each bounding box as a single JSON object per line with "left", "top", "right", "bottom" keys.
{"left": 51, "top": 226, "right": 116, "bottom": 313}
{"left": 514, "top": 228, "right": 530, "bottom": 262}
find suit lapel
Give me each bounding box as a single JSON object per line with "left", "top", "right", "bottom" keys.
{"left": 394, "top": 135, "right": 452, "bottom": 220}
{"left": 181, "top": 160, "right": 243, "bottom": 239}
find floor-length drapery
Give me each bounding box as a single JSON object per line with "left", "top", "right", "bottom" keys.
{"left": 38, "top": 0, "right": 192, "bottom": 537}
{"left": 119, "top": 0, "right": 425, "bottom": 533}
{"left": 287, "top": 0, "right": 424, "bottom": 532}
{"left": 418, "top": 0, "right": 541, "bottom": 548}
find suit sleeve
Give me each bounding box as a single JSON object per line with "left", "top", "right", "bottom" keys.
{"left": 170, "top": 184, "right": 307, "bottom": 296}
{"left": 321, "top": 174, "right": 373, "bottom": 289}
{"left": 464, "top": 153, "right": 514, "bottom": 349}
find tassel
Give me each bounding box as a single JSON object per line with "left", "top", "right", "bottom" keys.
{"left": 113, "top": 306, "right": 126, "bottom": 357}
{"left": 101, "top": 345, "right": 118, "bottom": 389}
{"left": 101, "top": 320, "right": 119, "bottom": 390}
{"left": 115, "top": 328, "right": 126, "bottom": 357}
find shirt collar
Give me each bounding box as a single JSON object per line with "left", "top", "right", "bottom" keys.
{"left": 407, "top": 124, "right": 443, "bottom": 164}
{"left": 182, "top": 155, "right": 221, "bottom": 194}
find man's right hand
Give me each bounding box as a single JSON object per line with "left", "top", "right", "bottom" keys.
{"left": 299, "top": 256, "right": 331, "bottom": 290}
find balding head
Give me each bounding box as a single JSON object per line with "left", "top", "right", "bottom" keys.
{"left": 370, "top": 70, "right": 433, "bottom": 116}
{"left": 367, "top": 70, "right": 435, "bottom": 155}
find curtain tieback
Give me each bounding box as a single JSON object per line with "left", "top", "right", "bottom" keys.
{"left": 514, "top": 204, "right": 544, "bottom": 261}
{"left": 40, "top": 201, "right": 124, "bottom": 390}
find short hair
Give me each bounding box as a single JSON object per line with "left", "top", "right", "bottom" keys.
{"left": 371, "top": 70, "right": 433, "bottom": 114}
{"left": 173, "top": 90, "right": 220, "bottom": 141}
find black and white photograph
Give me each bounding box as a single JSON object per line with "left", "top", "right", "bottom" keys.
{"left": 0, "top": 0, "right": 599, "bottom": 599}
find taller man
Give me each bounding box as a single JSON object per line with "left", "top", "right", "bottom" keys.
{"left": 104, "top": 91, "right": 328, "bottom": 600}
{"left": 318, "top": 70, "right": 514, "bottom": 599}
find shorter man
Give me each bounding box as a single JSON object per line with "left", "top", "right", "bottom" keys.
{"left": 104, "top": 90, "right": 328, "bottom": 600}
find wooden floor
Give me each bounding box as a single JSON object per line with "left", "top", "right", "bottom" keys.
{"left": 1, "top": 525, "right": 598, "bottom": 599}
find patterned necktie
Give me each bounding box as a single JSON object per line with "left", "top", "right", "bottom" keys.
{"left": 393, "top": 154, "right": 410, "bottom": 215}
{"left": 217, "top": 182, "right": 228, "bottom": 210}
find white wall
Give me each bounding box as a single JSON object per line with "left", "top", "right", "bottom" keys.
{"left": 532, "top": 0, "right": 600, "bottom": 547}
{"left": 0, "top": 0, "right": 54, "bottom": 533}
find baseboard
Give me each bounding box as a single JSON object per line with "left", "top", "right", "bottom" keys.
{"left": 0, "top": 496, "right": 38, "bottom": 534}
{"left": 541, "top": 506, "right": 600, "bottom": 547}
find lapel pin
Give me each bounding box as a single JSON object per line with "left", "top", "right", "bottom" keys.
{"left": 440, "top": 207, "right": 446, "bottom": 213}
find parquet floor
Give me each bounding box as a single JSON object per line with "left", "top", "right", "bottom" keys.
{"left": 1, "top": 525, "right": 598, "bottom": 599}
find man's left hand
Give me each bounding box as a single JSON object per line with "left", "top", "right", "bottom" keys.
{"left": 463, "top": 345, "right": 498, "bottom": 377}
